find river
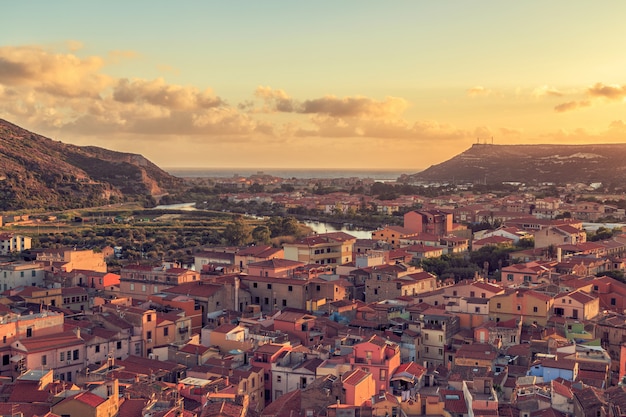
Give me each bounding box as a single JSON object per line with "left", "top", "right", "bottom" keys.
{"left": 302, "top": 221, "right": 374, "bottom": 239}
{"left": 151, "top": 202, "right": 376, "bottom": 239}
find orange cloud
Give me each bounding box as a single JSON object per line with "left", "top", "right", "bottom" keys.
{"left": 466, "top": 86, "right": 492, "bottom": 97}
{"left": 112, "top": 78, "right": 223, "bottom": 110}
{"left": 0, "top": 45, "right": 111, "bottom": 98}
{"left": 587, "top": 82, "right": 626, "bottom": 100}
{"left": 554, "top": 82, "right": 626, "bottom": 112}
{"left": 554, "top": 100, "right": 591, "bottom": 113}
{"left": 253, "top": 86, "right": 409, "bottom": 118}
{"left": 532, "top": 85, "right": 564, "bottom": 97}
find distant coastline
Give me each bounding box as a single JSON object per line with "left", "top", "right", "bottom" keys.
{"left": 164, "top": 167, "right": 420, "bottom": 180}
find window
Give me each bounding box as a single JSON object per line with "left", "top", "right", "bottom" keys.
{"left": 288, "top": 286, "right": 293, "bottom": 292}
{"left": 60, "top": 351, "right": 65, "bottom": 361}
{"left": 31, "top": 271, "right": 36, "bottom": 277}
{"left": 470, "top": 291, "right": 475, "bottom": 297}
{"left": 438, "top": 348, "right": 443, "bottom": 356}
{"left": 264, "top": 297, "right": 269, "bottom": 305}
{"left": 316, "top": 285, "right": 321, "bottom": 291}
{"left": 95, "top": 345, "right": 100, "bottom": 353}
{"left": 146, "top": 332, "right": 152, "bottom": 341}
{"left": 282, "top": 299, "right": 287, "bottom": 307}
{"left": 496, "top": 303, "right": 501, "bottom": 309}
{"left": 41, "top": 355, "right": 47, "bottom": 366}
{"left": 164, "top": 327, "right": 169, "bottom": 337}
{"left": 517, "top": 305, "right": 521, "bottom": 311}
{"left": 267, "top": 284, "right": 272, "bottom": 290}
{"left": 452, "top": 290, "right": 457, "bottom": 296}
{"left": 26, "top": 327, "right": 32, "bottom": 338}
{"left": 380, "top": 369, "right": 387, "bottom": 381}
{"left": 253, "top": 282, "right": 258, "bottom": 288}
{"left": 130, "top": 283, "right": 135, "bottom": 291}
{"left": 424, "top": 333, "right": 429, "bottom": 341}
{"left": 533, "top": 306, "right": 538, "bottom": 313}
{"left": 72, "top": 349, "right": 79, "bottom": 360}
{"left": 507, "top": 274, "right": 514, "bottom": 281}
{"left": 147, "top": 314, "right": 152, "bottom": 322}
{"left": 135, "top": 343, "right": 141, "bottom": 355}
{"left": 2, "top": 355, "right": 8, "bottom": 366}
{"left": 276, "top": 375, "right": 282, "bottom": 383}
{"left": 141, "top": 284, "right": 146, "bottom": 292}
{"left": 611, "top": 298, "right": 617, "bottom": 306}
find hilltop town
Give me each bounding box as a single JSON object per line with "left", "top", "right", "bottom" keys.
{"left": 2, "top": 175, "right": 626, "bottom": 417}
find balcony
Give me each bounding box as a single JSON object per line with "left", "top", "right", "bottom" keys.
{"left": 179, "top": 327, "right": 189, "bottom": 334}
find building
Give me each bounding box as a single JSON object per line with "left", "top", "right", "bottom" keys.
{"left": 0, "top": 233, "right": 31, "bottom": 255}
{"left": 119, "top": 264, "right": 200, "bottom": 300}
{"left": 36, "top": 248, "right": 106, "bottom": 273}
{"left": 489, "top": 289, "right": 553, "bottom": 327}
{"left": 283, "top": 232, "right": 356, "bottom": 266}
{"left": 0, "top": 261, "right": 46, "bottom": 290}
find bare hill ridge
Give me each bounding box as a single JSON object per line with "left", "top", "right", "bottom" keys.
{"left": 0, "top": 119, "right": 183, "bottom": 210}
{"left": 403, "top": 143, "right": 626, "bottom": 187}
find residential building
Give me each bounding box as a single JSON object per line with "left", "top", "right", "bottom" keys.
{"left": 552, "top": 290, "right": 600, "bottom": 320}
{"left": 36, "top": 247, "right": 106, "bottom": 273}
{"left": 234, "top": 245, "right": 284, "bottom": 272}
{"left": 119, "top": 264, "right": 200, "bottom": 300}
{"left": 0, "top": 233, "right": 31, "bottom": 255}
{"left": 413, "top": 308, "right": 460, "bottom": 368}
{"left": 350, "top": 335, "right": 401, "bottom": 393}
{"left": 51, "top": 378, "right": 120, "bottom": 417}
{"left": 283, "top": 232, "right": 356, "bottom": 266}
{"left": 489, "top": 289, "right": 554, "bottom": 327}
{"left": 0, "top": 261, "right": 46, "bottom": 290}
{"left": 404, "top": 210, "right": 453, "bottom": 237}
{"left": 246, "top": 258, "right": 305, "bottom": 278}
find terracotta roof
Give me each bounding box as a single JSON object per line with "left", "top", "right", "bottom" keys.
{"left": 259, "top": 390, "right": 300, "bottom": 417}
{"left": 440, "top": 389, "right": 467, "bottom": 413}
{"left": 247, "top": 258, "right": 304, "bottom": 269}
{"left": 342, "top": 369, "right": 370, "bottom": 386}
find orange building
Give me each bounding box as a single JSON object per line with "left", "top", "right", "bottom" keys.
{"left": 350, "top": 335, "right": 401, "bottom": 393}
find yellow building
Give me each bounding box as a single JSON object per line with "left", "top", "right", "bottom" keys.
{"left": 283, "top": 232, "right": 356, "bottom": 266}
{"left": 52, "top": 379, "right": 119, "bottom": 417}
{"left": 489, "top": 289, "right": 554, "bottom": 327}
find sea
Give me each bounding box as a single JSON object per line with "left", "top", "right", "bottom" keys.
{"left": 165, "top": 167, "right": 419, "bottom": 181}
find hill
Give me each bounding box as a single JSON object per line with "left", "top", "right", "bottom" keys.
{"left": 0, "top": 119, "right": 184, "bottom": 210}
{"left": 401, "top": 143, "right": 626, "bottom": 188}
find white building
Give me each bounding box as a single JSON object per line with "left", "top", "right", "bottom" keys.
{"left": 0, "top": 261, "right": 46, "bottom": 290}
{"left": 0, "top": 233, "right": 31, "bottom": 255}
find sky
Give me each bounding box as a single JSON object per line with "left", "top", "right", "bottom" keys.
{"left": 2, "top": 1, "right": 626, "bottom": 172}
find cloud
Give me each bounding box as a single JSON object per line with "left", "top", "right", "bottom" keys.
{"left": 532, "top": 85, "right": 564, "bottom": 97}
{"left": 254, "top": 86, "right": 296, "bottom": 113}
{"left": 466, "top": 86, "right": 492, "bottom": 97}
{"left": 587, "top": 82, "right": 626, "bottom": 100}
{"left": 553, "top": 82, "right": 626, "bottom": 112}
{"left": 0, "top": 45, "right": 111, "bottom": 98}
{"left": 112, "top": 78, "right": 224, "bottom": 110}
{"left": 554, "top": 100, "right": 591, "bottom": 113}
{"left": 253, "top": 86, "right": 409, "bottom": 118}
{"left": 300, "top": 95, "right": 409, "bottom": 118}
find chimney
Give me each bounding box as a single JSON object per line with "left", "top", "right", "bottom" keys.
{"left": 557, "top": 247, "right": 562, "bottom": 263}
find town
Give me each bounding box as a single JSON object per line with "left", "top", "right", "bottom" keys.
{"left": 1, "top": 177, "right": 626, "bottom": 417}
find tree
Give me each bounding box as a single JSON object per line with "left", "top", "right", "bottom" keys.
{"left": 252, "top": 226, "right": 271, "bottom": 244}
{"left": 248, "top": 183, "right": 265, "bottom": 193}
{"left": 222, "top": 216, "right": 252, "bottom": 246}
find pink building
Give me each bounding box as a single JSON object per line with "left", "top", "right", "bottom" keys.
{"left": 350, "top": 335, "right": 401, "bottom": 393}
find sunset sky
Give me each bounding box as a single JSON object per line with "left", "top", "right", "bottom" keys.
{"left": 2, "top": 2, "right": 626, "bottom": 172}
